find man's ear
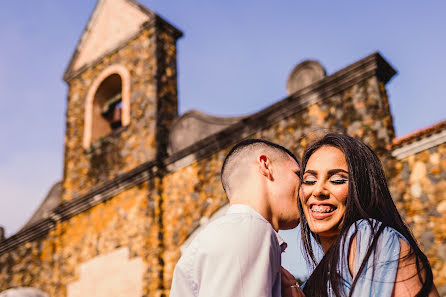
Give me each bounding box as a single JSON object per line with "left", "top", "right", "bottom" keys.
{"left": 258, "top": 154, "right": 274, "bottom": 180}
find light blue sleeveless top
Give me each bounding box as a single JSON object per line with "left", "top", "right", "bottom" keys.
{"left": 309, "top": 219, "right": 405, "bottom": 296}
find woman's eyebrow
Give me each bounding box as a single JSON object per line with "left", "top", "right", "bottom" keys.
{"left": 327, "top": 169, "right": 349, "bottom": 176}
{"left": 303, "top": 169, "right": 317, "bottom": 175}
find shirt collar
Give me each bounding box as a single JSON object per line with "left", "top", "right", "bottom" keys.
{"left": 227, "top": 204, "right": 288, "bottom": 253}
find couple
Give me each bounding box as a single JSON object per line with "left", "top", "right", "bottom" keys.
{"left": 170, "top": 133, "right": 439, "bottom": 297}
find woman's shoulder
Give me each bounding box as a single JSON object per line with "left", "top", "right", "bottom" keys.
{"left": 345, "top": 218, "right": 406, "bottom": 243}
{"left": 342, "top": 219, "right": 406, "bottom": 292}
{"left": 344, "top": 219, "right": 407, "bottom": 259}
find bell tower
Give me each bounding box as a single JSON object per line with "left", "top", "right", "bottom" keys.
{"left": 62, "top": 0, "right": 182, "bottom": 201}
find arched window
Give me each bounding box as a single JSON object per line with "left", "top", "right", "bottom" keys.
{"left": 83, "top": 65, "right": 130, "bottom": 148}
{"left": 91, "top": 73, "right": 123, "bottom": 141}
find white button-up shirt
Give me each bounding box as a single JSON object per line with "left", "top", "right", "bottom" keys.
{"left": 170, "top": 204, "right": 287, "bottom": 297}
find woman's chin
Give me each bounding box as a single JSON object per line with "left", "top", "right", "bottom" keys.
{"left": 308, "top": 221, "right": 341, "bottom": 238}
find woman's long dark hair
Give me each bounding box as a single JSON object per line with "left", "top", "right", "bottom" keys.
{"left": 300, "top": 133, "right": 433, "bottom": 297}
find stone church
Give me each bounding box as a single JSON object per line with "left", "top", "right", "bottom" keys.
{"left": 0, "top": 0, "right": 445, "bottom": 296}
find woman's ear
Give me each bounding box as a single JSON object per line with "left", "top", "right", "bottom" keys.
{"left": 258, "top": 154, "right": 274, "bottom": 180}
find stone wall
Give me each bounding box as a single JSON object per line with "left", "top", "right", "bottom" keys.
{"left": 390, "top": 142, "right": 446, "bottom": 293}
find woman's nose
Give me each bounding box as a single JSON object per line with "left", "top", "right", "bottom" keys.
{"left": 313, "top": 181, "right": 329, "bottom": 198}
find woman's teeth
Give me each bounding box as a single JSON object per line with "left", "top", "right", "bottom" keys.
{"left": 311, "top": 205, "right": 335, "bottom": 213}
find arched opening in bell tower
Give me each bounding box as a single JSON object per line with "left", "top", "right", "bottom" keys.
{"left": 83, "top": 64, "right": 131, "bottom": 149}
{"left": 92, "top": 73, "right": 123, "bottom": 141}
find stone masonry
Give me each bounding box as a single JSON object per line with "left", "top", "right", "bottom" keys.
{"left": 389, "top": 125, "right": 446, "bottom": 293}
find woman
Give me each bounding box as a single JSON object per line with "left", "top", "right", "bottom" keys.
{"left": 283, "top": 133, "right": 438, "bottom": 297}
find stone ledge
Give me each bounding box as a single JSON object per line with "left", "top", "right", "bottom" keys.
{"left": 0, "top": 160, "right": 160, "bottom": 255}
{"left": 0, "top": 218, "right": 54, "bottom": 255}
{"left": 392, "top": 129, "right": 446, "bottom": 160}
{"left": 0, "top": 52, "right": 395, "bottom": 255}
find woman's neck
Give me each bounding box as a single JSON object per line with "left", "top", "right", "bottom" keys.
{"left": 320, "top": 236, "right": 337, "bottom": 253}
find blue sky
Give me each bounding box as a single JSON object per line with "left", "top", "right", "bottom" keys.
{"left": 0, "top": 0, "right": 445, "bottom": 279}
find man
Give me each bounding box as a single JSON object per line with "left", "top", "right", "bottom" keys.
{"left": 170, "top": 139, "right": 301, "bottom": 297}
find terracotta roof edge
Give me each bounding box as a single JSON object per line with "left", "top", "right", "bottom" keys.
{"left": 392, "top": 119, "right": 446, "bottom": 148}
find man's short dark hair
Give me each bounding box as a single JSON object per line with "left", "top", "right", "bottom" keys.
{"left": 220, "top": 139, "right": 299, "bottom": 197}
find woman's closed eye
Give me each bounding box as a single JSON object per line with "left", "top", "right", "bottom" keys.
{"left": 331, "top": 179, "right": 347, "bottom": 184}
{"left": 302, "top": 175, "right": 317, "bottom": 185}
{"left": 329, "top": 174, "right": 348, "bottom": 184}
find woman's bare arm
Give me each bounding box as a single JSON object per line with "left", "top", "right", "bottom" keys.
{"left": 392, "top": 239, "right": 439, "bottom": 297}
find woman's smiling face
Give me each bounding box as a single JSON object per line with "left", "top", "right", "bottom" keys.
{"left": 301, "top": 145, "right": 349, "bottom": 246}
